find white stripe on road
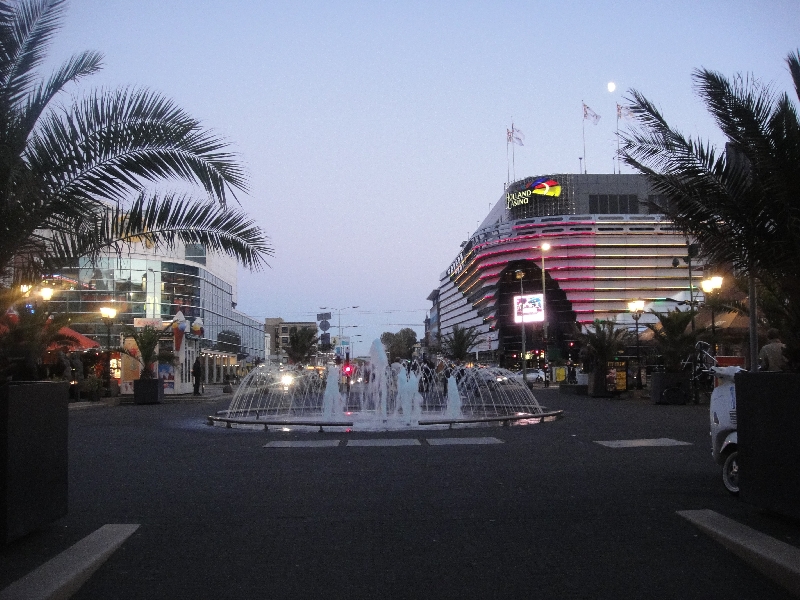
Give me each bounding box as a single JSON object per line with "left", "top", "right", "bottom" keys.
{"left": 426, "top": 437, "right": 504, "bottom": 445}
{"left": 264, "top": 440, "right": 342, "bottom": 448}
{"left": 0, "top": 524, "right": 139, "bottom": 600}
{"left": 347, "top": 439, "right": 421, "bottom": 446}
{"left": 594, "top": 438, "right": 692, "bottom": 448}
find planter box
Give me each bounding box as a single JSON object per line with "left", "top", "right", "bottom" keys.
{"left": 0, "top": 381, "right": 69, "bottom": 544}
{"left": 650, "top": 372, "right": 690, "bottom": 404}
{"left": 133, "top": 378, "right": 163, "bottom": 405}
{"left": 735, "top": 372, "right": 800, "bottom": 521}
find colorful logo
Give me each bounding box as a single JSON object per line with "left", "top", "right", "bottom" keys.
{"left": 525, "top": 178, "right": 561, "bottom": 197}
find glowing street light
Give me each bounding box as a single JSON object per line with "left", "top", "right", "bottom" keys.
{"left": 701, "top": 276, "right": 724, "bottom": 354}
{"left": 628, "top": 299, "right": 645, "bottom": 390}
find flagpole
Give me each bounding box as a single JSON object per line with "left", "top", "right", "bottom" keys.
{"left": 582, "top": 102, "right": 587, "bottom": 174}
{"left": 506, "top": 127, "right": 510, "bottom": 184}
{"left": 511, "top": 121, "right": 516, "bottom": 182}
{"left": 616, "top": 105, "right": 620, "bottom": 174}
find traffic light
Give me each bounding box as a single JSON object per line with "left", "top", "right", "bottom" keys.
{"left": 342, "top": 363, "right": 354, "bottom": 378}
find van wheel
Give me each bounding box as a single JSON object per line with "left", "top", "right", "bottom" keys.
{"left": 722, "top": 450, "right": 739, "bottom": 495}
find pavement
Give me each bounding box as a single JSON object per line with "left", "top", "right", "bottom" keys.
{"left": 2, "top": 385, "right": 800, "bottom": 599}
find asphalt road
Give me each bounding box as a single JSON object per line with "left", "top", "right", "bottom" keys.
{"left": 2, "top": 388, "right": 799, "bottom": 599}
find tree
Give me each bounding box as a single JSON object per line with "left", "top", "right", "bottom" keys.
{"left": 285, "top": 326, "right": 318, "bottom": 365}
{"left": 380, "top": 328, "right": 417, "bottom": 362}
{"left": 438, "top": 324, "right": 483, "bottom": 361}
{"left": 577, "top": 319, "right": 632, "bottom": 392}
{"left": 620, "top": 50, "right": 800, "bottom": 368}
{"left": 0, "top": 0, "right": 272, "bottom": 311}
{"left": 119, "top": 326, "right": 175, "bottom": 379}
{"left": 644, "top": 309, "right": 698, "bottom": 373}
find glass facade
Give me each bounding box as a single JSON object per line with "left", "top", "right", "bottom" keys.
{"left": 47, "top": 255, "right": 264, "bottom": 363}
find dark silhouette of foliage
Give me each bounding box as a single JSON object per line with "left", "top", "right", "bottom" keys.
{"left": 285, "top": 326, "right": 318, "bottom": 365}
{"left": 381, "top": 328, "right": 418, "bottom": 362}
{"left": 438, "top": 324, "right": 483, "bottom": 361}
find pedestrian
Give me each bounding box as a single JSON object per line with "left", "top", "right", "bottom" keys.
{"left": 192, "top": 357, "right": 203, "bottom": 395}
{"left": 758, "top": 328, "right": 786, "bottom": 372}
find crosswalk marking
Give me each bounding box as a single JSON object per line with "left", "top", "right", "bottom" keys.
{"left": 347, "top": 439, "right": 421, "bottom": 447}
{"left": 426, "top": 437, "right": 504, "bottom": 445}
{"left": 264, "top": 440, "right": 341, "bottom": 448}
{"left": 594, "top": 438, "right": 692, "bottom": 448}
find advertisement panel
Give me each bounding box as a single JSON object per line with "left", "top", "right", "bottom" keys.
{"left": 513, "top": 294, "right": 545, "bottom": 323}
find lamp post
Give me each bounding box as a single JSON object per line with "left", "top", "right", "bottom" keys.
{"left": 540, "top": 242, "right": 551, "bottom": 344}
{"left": 514, "top": 270, "right": 527, "bottom": 385}
{"left": 628, "top": 299, "right": 645, "bottom": 390}
{"left": 99, "top": 306, "right": 117, "bottom": 390}
{"left": 701, "top": 276, "right": 723, "bottom": 355}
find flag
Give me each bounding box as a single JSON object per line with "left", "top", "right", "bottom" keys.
{"left": 616, "top": 103, "right": 634, "bottom": 120}
{"left": 583, "top": 103, "right": 600, "bottom": 125}
{"left": 507, "top": 125, "right": 524, "bottom": 146}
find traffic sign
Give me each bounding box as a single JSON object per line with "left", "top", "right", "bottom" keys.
{"left": 319, "top": 320, "right": 330, "bottom": 332}
{"left": 317, "top": 312, "right": 331, "bottom": 321}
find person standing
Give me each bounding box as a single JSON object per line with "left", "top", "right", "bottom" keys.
{"left": 758, "top": 329, "right": 786, "bottom": 372}
{"left": 192, "top": 357, "right": 203, "bottom": 395}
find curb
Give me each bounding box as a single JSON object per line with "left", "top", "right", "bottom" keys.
{"left": 0, "top": 524, "right": 139, "bottom": 600}
{"left": 678, "top": 509, "right": 800, "bottom": 597}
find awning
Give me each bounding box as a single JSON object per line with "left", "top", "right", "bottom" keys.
{"left": 47, "top": 327, "right": 100, "bottom": 352}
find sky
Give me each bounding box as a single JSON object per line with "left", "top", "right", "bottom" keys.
{"left": 46, "top": 0, "right": 800, "bottom": 354}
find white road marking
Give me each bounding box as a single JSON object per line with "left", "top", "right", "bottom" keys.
{"left": 0, "top": 524, "right": 139, "bottom": 600}
{"left": 264, "top": 440, "right": 341, "bottom": 448}
{"left": 594, "top": 438, "right": 692, "bottom": 448}
{"left": 347, "top": 439, "right": 421, "bottom": 446}
{"left": 426, "top": 437, "right": 504, "bottom": 445}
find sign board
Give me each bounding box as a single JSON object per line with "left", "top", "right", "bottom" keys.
{"left": 134, "top": 318, "right": 165, "bottom": 329}
{"left": 513, "top": 294, "right": 545, "bottom": 323}
{"left": 319, "top": 320, "right": 330, "bottom": 332}
{"left": 317, "top": 312, "right": 331, "bottom": 321}
{"left": 606, "top": 359, "right": 628, "bottom": 392}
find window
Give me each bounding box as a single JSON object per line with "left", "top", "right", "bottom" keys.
{"left": 281, "top": 336, "right": 289, "bottom": 344}
{"left": 281, "top": 326, "right": 288, "bottom": 333}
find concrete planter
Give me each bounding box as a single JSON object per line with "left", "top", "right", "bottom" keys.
{"left": 0, "top": 381, "right": 69, "bottom": 544}
{"left": 735, "top": 371, "right": 800, "bottom": 521}
{"left": 133, "top": 378, "right": 163, "bottom": 404}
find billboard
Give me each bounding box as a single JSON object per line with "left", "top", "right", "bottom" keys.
{"left": 513, "top": 294, "right": 545, "bottom": 323}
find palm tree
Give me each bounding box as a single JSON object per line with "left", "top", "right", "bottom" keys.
{"left": 577, "top": 319, "right": 631, "bottom": 394}
{"left": 119, "top": 325, "right": 175, "bottom": 379}
{"left": 620, "top": 50, "right": 800, "bottom": 369}
{"left": 645, "top": 309, "right": 697, "bottom": 373}
{"left": 0, "top": 0, "right": 272, "bottom": 308}
{"left": 439, "top": 324, "right": 483, "bottom": 362}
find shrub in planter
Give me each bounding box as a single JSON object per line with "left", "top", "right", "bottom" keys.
{"left": 120, "top": 326, "right": 175, "bottom": 405}
{"left": 577, "top": 320, "right": 632, "bottom": 398}
{"left": 645, "top": 309, "right": 697, "bottom": 404}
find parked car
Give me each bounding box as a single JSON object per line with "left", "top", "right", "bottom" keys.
{"left": 510, "top": 369, "right": 545, "bottom": 382}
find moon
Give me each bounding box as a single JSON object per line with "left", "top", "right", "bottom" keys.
{"left": 607, "top": 81, "right": 616, "bottom": 93}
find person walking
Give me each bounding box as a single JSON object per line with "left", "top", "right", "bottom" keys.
{"left": 758, "top": 329, "right": 786, "bottom": 372}
{"left": 192, "top": 357, "right": 203, "bottom": 395}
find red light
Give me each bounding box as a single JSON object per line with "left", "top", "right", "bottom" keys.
{"left": 343, "top": 364, "right": 353, "bottom": 376}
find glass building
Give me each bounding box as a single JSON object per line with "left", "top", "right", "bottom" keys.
{"left": 46, "top": 244, "right": 264, "bottom": 364}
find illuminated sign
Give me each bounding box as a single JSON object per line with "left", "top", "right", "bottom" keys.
{"left": 513, "top": 294, "right": 545, "bottom": 323}
{"left": 506, "top": 177, "right": 561, "bottom": 209}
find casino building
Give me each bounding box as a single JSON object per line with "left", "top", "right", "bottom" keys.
{"left": 428, "top": 173, "right": 703, "bottom": 366}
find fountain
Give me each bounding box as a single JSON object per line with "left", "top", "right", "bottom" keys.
{"left": 209, "top": 340, "right": 562, "bottom": 431}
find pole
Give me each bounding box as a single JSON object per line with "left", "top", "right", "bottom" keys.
{"left": 635, "top": 315, "right": 641, "bottom": 389}
{"left": 520, "top": 276, "right": 526, "bottom": 385}
{"left": 541, "top": 253, "right": 548, "bottom": 343}
{"left": 582, "top": 111, "right": 587, "bottom": 174}
{"left": 748, "top": 271, "right": 758, "bottom": 371}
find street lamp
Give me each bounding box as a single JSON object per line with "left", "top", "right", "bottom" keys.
{"left": 628, "top": 299, "right": 645, "bottom": 390}
{"left": 100, "top": 306, "right": 117, "bottom": 391}
{"left": 540, "top": 243, "right": 551, "bottom": 343}
{"left": 701, "top": 276, "right": 723, "bottom": 355}
{"left": 319, "top": 306, "right": 359, "bottom": 339}
{"left": 40, "top": 287, "right": 54, "bottom": 301}
{"left": 514, "top": 270, "right": 527, "bottom": 385}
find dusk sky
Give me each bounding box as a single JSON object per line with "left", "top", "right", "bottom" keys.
{"left": 48, "top": 0, "right": 799, "bottom": 353}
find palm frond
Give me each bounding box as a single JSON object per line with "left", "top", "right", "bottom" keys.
{"left": 25, "top": 88, "right": 247, "bottom": 209}
{"left": 0, "top": 0, "right": 66, "bottom": 108}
